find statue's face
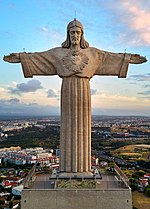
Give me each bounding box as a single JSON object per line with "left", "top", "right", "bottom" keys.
{"left": 69, "top": 26, "right": 82, "bottom": 46}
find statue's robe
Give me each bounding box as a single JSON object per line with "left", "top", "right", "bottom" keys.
{"left": 19, "top": 47, "right": 131, "bottom": 173}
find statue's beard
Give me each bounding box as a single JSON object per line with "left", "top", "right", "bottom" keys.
{"left": 71, "top": 39, "right": 80, "bottom": 45}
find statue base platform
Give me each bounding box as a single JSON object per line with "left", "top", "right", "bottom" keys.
{"left": 21, "top": 172, "right": 132, "bottom": 209}
{"left": 21, "top": 188, "right": 132, "bottom": 209}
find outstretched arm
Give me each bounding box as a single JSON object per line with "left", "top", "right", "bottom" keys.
{"left": 129, "top": 54, "right": 147, "bottom": 64}
{"left": 3, "top": 53, "right": 20, "bottom": 63}
{"left": 95, "top": 50, "right": 147, "bottom": 78}
{"left": 3, "top": 51, "right": 57, "bottom": 78}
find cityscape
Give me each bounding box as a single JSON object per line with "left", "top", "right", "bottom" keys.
{"left": 0, "top": 115, "right": 149, "bottom": 208}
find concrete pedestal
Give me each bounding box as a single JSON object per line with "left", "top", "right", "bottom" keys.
{"left": 21, "top": 188, "right": 132, "bottom": 209}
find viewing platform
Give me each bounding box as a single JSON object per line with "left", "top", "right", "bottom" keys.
{"left": 29, "top": 172, "right": 129, "bottom": 190}
{"left": 21, "top": 166, "right": 132, "bottom": 209}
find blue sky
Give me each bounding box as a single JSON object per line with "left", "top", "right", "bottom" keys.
{"left": 0, "top": 0, "right": 150, "bottom": 116}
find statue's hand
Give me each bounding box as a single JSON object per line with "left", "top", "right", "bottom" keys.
{"left": 3, "top": 53, "right": 20, "bottom": 63}
{"left": 130, "top": 54, "right": 147, "bottom": 64}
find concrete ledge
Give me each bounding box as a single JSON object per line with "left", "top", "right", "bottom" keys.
{"left": 50, "top": 171, "right": 102, "bottom": 179}
{"left": 21, "top": 188, "right": 132, "bottom": 209}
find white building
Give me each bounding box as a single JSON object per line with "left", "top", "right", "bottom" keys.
{"left": 12, "top": 185, "right": 23, "bottom": 196}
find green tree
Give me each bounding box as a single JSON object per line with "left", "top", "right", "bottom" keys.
{"left": 130, "top": 183, "right": 138, "bottom": 191}
{"left": 144, "top": 185, "right": 150, "bottom": 197}
{"left": 9, "top": 201, "right": 13, "bottom": 208}
{"left": 132, "top": 170, "right": 145, "bottom": 179}
{"left": 0, "top": 199, "right": 5, "bottom": 205}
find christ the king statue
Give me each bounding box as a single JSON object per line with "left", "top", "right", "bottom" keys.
{"left": 3, "top": 19, "right": 147, "bottom": 174}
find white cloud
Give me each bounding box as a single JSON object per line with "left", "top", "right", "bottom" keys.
{"left": 104, "top": 0, "right": 150, "bottom": 46}
{"left": 123, "top": 1, "right": 150, "bottom": 45}
{"left": 47, "top": 89, "right": 58, "bottom": 98}
{"left": 90, "top": 88, "right": 97, "bottom": 96}
{"left": 0, "top": 87, "right": 10, "bottom": 98}
{"left": 12, "top": 82, "right": 17, "bottom": 86}
{"left": 8, "top": 79, "right": 43, "bottom": 95}
{"left": 92, "top": 92, "right": 149, "bottom": 110}
{"left": 20, "top": 91, "right": 60, "bottom": 107}
{"left": 138, "top": 90, "right": 150, "bottom": 95}
{"left": 130, "top": 73, "right": 150, "bottom": 81}
{"left": 0, "top": 87, "right": 5, "bottom": 91}
{"left": 37, "top": 26, "right": 64, "bottom": 48}
{"left": 39, "top": 26, "right": 50, "bottom": 35}
{"left": 0, "top": 98, "right": 59, "bottom": 116}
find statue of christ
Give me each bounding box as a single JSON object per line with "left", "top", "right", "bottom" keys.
{"left": 3, "top": 19, "right": 147, "bottom": 174}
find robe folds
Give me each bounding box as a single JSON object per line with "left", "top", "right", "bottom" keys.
{"left": 19, "top": 47, "right": 131, "bottom": 173}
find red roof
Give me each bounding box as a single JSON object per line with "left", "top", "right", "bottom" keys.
{"left": 144, "top": 173, "right": 150, "bottom": 177}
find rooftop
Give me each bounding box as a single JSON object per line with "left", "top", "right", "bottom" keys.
{"left": 29, "top": 172, "right": 130, "bottom": 190}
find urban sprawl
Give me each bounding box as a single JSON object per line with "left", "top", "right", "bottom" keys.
{"left": 0, "top": 115, "right": 150, "bottom": 208}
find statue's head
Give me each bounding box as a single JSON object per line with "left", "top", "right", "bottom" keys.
{"left": 67, "top": 19, "right": 83, "bottom": 32}
{"left": 62, "top": 19, "right": 89, "bottom": 49}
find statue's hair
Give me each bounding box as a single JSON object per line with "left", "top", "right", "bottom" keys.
{"left": 62, "top": 19, "right": 89, "bottom": 49}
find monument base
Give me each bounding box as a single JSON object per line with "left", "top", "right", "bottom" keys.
{"left": 21, "top": 188, "right": 132, "bottom": 209}
{"left": 21, "top": 171, "right": 132, "bottom": 209}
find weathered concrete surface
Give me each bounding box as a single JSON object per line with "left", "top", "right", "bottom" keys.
{"left": 21, "top": 189, "right": 132, "bottom": 209}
